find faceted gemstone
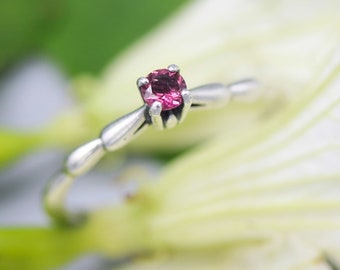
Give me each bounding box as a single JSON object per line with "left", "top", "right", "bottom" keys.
{"left": 139, "top": 68, "right": 186, "bottom": 111}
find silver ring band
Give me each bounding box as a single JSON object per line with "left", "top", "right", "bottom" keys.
{"left": 43, "top": 64, "right": 258, "bottom": 225}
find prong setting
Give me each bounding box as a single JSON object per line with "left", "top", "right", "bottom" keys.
{"left": 44, "top": 63, "right": 258, "bottom": 226}
{"left": 167, "top": 64, "right": 180, "bottom": 73}
{"left": 179, "top": 89, "right": 192, "bottom": 123}
{"left": 149, "top": 101, "right": 164, "bottom": 130}
{"left": 137, "top": 77, "right": 149, "bottom": 88}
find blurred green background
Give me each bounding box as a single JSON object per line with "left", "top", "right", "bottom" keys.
{"left": 0, "top": 0, "right": 188, "bottom": 76}
{"left": 0, "top": 0, "right": 191, "bottom": 165}
{"left": 2, "top": 0, "right": 340, "bottom": 269}
{"left": 0, "top": 1, "right": 190, "bottom": 268}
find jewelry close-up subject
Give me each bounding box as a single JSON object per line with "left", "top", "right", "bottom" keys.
{"left": 43, "top": 64, "right": 259, "bottom": 225}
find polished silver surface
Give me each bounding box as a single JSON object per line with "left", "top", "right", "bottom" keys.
{"left": 167, "top": 64, "right": 180, "bottom": 73}
{"left": 44, "top": 64, "right": 258, "bottom": 225}
{"left": 190, "top": 83, "right": 231, "bottom": 108}
{"left": 228, "top": 79, "right": 259, "bottom": 97}
{"left": 100, "top": 106, "right": 147, "bottom": 151}
{"left": 149, "top": 101, "right": 164, "bottom": 130}
{"left": 189, "top": 79, "right": 258, "bottom": 109}
{"left": 180, "top": 89, "right": 192, "bottom": 123}
{"left": 44, "top": 172, "right": 78, "bottom": 224}
{"left": 136, "top": 77, "right": 149, "bottom": 88}
{"left": 65, "top": 139, "right": 105, "bottom": 177}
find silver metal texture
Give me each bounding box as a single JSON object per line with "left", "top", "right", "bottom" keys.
{"left": 136, "top": 77, "right": 149, "bottom": 88}
{"left": 100, "top": 106, "right": 147, "bottom": 151}
{"left": 167, "top": 64, "right": 180, "bottom": 73}
{"left": 149, "top": 101, "right": 164, "bottom": 130}
{"left": 43, "top": 64, "right": 258, "bottom": 225}
{"left": 65, "top": 139, "right": 105, "bottom": 177}
{"left": 180, "top": 89, "right": 193, "bottom": 123}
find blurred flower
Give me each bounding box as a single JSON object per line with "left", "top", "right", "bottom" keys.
{"left": 1, "top": 0, "right": 340, "bottom": 269}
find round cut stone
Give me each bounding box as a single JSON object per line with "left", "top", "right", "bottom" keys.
{"left": 139, "top": 68, "right": 186, "bottom": 111}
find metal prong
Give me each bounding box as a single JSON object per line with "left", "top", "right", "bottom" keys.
{"left": 179, "top": 89, "right": 192, "bottom": 123}
{"left": 165, "top": 112, "right": 178, "bottom": 129}
{"left": 137, "top": 77, "right": 149, "bottom": 88}
{"left": 149, "top": 101, "right": 164, "bottom": 130}
{"left": 167, "top": 64, "right": 180, "bottom": 73}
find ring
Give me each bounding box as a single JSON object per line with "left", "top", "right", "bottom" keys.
{"left": 43, "top": 64, "right": 258, "bottom": 225}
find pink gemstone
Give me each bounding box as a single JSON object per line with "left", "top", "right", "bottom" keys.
{"left": 139, "top": 68, "right": 186, "bottom": 111}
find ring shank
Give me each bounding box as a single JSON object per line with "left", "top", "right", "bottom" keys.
{"left": 43, "top": 80, "right": 258, "bottom": 225}
{"left": 44, "top": 106, "right": 148, "bottom": 225}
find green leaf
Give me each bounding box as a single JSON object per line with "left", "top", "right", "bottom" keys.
{"left": 0, "top": 0, "right": 188, "bottom": 74}
{"left": 0, "top": 0, "right": 64, "bottom": 72}
{"left": 0, "top": 131, "right": 41, "bottom": 164}
{"left": 42, "top": 0, "right": 189, "bottom": 75}
{"left": 0, "top": 227, "right": 84, "bottom": 270}
{"left": 0, "top": 202, "right": 153, "bottom": 269}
